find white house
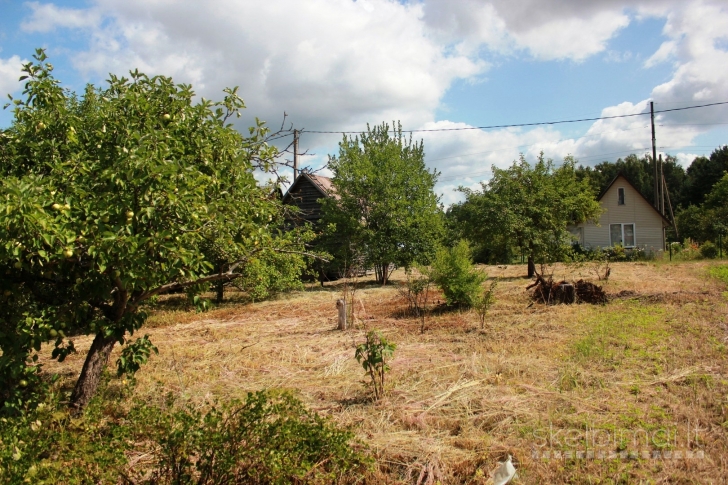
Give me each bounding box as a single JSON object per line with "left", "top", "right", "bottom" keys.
{"left": 570, "top": 173, "right": 671, "bottom": 252}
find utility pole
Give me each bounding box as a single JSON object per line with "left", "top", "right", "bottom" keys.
{"left": 659, "top": 154, "right": 665, "bottom": 215}
{"left": 651, "top": 101, "right": 658, "bottom": 209}
{"left": 293, "top": 129, "right": 299, "bottom": 181}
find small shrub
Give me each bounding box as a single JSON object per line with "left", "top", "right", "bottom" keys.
{"left": 355, "top": 331, "right": 396, "bottom": 400}
{"left": 474, "top": 280, "right": 497, "bottom": 330}
{"left": 0, "top": 392, "right": 130, "bottom": 484}
{"left": 129, "top": 390, "right": 369, "bottom": 484}
{"left": 700, "top": 241, "right": 719, "bottom": 259}
{"left": 397, "top": 266, "right": 432, "bottom": 332}
{"left": 603, "top": 244, "right": 627, "bottom": 262}
{"left": 430, "top": 240, "right": 487, "bottom": 308}
{"left": 674, "top": 238, "right": 702, "bottom": 261}
{"left": 0, "top": 389, "right": 369, "bottom": 484}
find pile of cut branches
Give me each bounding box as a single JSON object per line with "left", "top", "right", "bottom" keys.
{"left": 527, "top": 272, "right": 607, "bottom": 305}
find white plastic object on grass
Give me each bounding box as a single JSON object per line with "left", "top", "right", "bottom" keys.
{"left": 493, "top": 454, "right": 517, "bottom": 485}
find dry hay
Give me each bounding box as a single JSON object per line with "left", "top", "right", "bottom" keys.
{"left": 38, "top": 261, "right": 728, "bottom": 483}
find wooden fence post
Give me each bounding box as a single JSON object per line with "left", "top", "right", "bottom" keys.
{"left": 336, "top": 299, "right": 347, "bottom": 330}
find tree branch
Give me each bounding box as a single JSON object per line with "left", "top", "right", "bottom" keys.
{"left": 133, "top": 247, "right": 326, "bottom": 304}
{"left": 134, "top": 272, "right": 242, "bottom": 304}
{"left": 269, "top": 247, "right": 329, "bottom": 262}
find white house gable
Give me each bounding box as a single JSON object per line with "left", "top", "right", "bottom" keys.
{"left": 574, "top": 174, "right": 669, "bottom": 252}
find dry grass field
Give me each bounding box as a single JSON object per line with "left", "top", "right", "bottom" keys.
{"left": 43, "top": 261, "right": 728, "bottom": 483}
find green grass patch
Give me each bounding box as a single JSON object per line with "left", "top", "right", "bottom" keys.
{"left": 570, "top": 303, "right": 670, "bottom": 368}
{"left": 709, "top": 264, "right": 728, "bottom": 287}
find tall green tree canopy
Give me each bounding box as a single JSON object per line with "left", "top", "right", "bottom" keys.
{"left": 321, "top": 122, "right": 443, "bottom": 284}
{"left": 676, "top": 172, "right": 728, "bottom": 243}
{"left": 683, "top": 146, "right": 728, "bottom": 207}
{"left": 451, "top": 154, "right": 602, "bottom": 276}
{"left": 575, "top": 154, "right": 686, "bottom": 209}
{"left": 0, "top": 50, "right": 308, "bottom": 412}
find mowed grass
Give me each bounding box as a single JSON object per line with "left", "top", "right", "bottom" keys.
{"left": 40, "top": 261, "right": 728, "bottom": 483}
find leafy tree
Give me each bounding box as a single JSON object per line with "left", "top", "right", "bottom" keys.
{"left": 454, "top": 154, "right": 602, "bottom": 277}
{"left": 446, "top": 202, "right": 513, "bottom": 264}
{"left": 232, "top": 248, "right": 310, "bottom": 302}
{"left": 321, "top": 122, "right": 443, "bottom": 284}
{"left": 0, "top": 50, "right": 310, "bottom": 413}
{"left": 683, "top": 146, "right": 728, "bottom": 207}
{"left": 676, "top": 172, "right": 728, "bottom": 243}
{"left": 575, "top": 154, "right": 686, "bottom": 208}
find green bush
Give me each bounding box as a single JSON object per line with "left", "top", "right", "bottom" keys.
{"left": 603, "top": 244, "right": 627, "bottom": 261}
{"left": 129, "top": 390, "right": 369, "bottom": 484}
{"left": 234, "top": 251, "right": 307, "bottom": 302}
{"left": 430, "top": 240, "right": 487, "bottom": 308}
{"left": 673, "top": 239, "right": 703, "bottom": 261}
{"left": 0, "top": 389, "right": 369, "bottom": 484}
{"left": 700, "top": 241, "right": 719, "bottom": 259}
{"left": 0, "top": 393, "right": 130, "bottom": 484}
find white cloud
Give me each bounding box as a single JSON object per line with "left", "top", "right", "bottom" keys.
{"left": 26, "top": 0, "right": 485, "bottom": 136}
{"left": 21, "top": 1, "right": 101, "bottom": 33}
{"left": 0, "top": 56, "right": 24, "bottom": 99}
{"left": 644, "top": 40, "right": 676, "bottom": 67}
{"left": 510, "top": 10, "right": 630, "bottom": 61}
{"left": 12, "top": 0, "right": 728, "bottom": 201}
{"left": 423, "top": 0, "right": 632, "bottom": 61}
{"left": 675, "top": 152, "right": 700, "bottom": 166}
{"left": 649, "top": 1, "right": 728, "bottom": 127}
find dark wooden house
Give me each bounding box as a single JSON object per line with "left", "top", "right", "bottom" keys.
{"left": 282, "top": 173, "right": 337, "bottom": 225}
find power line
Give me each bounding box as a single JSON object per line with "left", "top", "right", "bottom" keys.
{"left": 426, "top": 125, "right": 650, "bottom": 164}
{"left": 300, "top": 101, "right": 728, "bottom": 135}
{"left": 659, "top": 122, "right": 728, "bottom": 127}
{"left": 437, "top": 147, "right": 655, "bottom": 181}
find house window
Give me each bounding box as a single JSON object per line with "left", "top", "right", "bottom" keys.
{"left": 610, "top": 223, "right": 636, "bottom": 248}
{"left": 618, "top": 187, "right": 625, "bottom": 205}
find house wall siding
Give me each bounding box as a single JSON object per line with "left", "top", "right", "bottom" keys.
{"left": 575, "top": 175, "right": 665, "bottom": 252}
{"left": 283, "top": 177, "right": 326, "bottom": 224}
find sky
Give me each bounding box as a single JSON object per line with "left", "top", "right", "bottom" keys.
{"left": 1, "top": 0, "right": 727, "bottom": 206}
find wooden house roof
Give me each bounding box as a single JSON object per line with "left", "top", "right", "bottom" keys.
{"left": 282, "top": 173, "right": 338, "bottom": 203}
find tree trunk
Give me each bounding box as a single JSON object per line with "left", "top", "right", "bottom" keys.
{"left": 215, "top": 280, "right": 224, "bottom": 303}
{"left": 527, "top": 255, "right": 535, "bottom": 278}
{"left": 375, "top": 262, "right": 390, "bottom": 285}
{"left": 69, "top": 332, "right": 117, "bottom": 413}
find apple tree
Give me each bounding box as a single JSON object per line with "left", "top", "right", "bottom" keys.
{"left": 450, "top": 154, "right": 602, "bottom": 277}
{"left": 0, "top": 50, "right": 310, "bottom": 413}
{"left": 321, "top": 122, "right": 443, "bottom": 284}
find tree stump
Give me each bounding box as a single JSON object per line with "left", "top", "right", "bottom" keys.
{"left": 336, "top": 299, "right": 347, "bottom": 330}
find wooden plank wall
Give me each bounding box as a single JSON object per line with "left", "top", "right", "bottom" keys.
{"left": 283, "top": 177, "right": 326, "bottom": 224}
